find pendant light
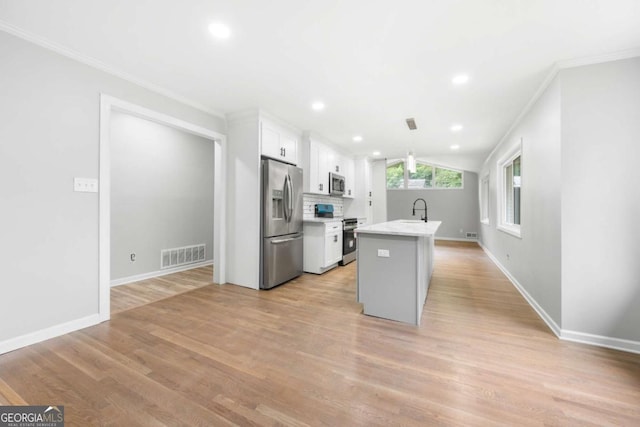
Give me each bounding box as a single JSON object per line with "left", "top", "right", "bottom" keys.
{"left": 407, "top": 151, "right": 416, "bottom": 174}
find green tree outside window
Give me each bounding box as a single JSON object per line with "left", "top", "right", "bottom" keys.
{"left": 386, "top": 162, "right": 404, "bottom": 189}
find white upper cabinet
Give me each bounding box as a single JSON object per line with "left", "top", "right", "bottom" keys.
{"left": 331, "top": 152, "right": 344, "bottom": 175}
{"left": 308, "top": 138, "right": 329, "bottom": 194}
{"left": 301, "top": 132, "right": 356, "bottom": 197}
{"left": 260, "top": 119, "right": 297, "bottom": 165}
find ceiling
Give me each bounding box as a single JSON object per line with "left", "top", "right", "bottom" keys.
{"left": 1, "top": 0, "right": 640, "bottom": 171}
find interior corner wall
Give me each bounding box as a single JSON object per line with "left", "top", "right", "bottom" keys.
{"left": 386, "top": 171, "right": 479, "bottom": 239}
{"left": 479, "top": 75, "right": 562, "bottom": 327}
{"left": 110, "top": 111, "right": 214, "bottom": 281}
{"left": 560, "top": 57, "right": 640, "bottom": 342}
{"left": 0, "top": 30, "right": 225, "bottom": 344}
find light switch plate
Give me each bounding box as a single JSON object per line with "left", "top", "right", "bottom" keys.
{"left": 74, "top": 177, "right": 98, "bottom": 193}
{"left": 377, "top": 249, "right": 390, "bottom": 258}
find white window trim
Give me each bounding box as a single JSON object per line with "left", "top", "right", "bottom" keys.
{"left": 480, "top": 174, "right": 490, "bottom": 225}
{"left": 496, "top": 140, "right": 522, "bottom": 238}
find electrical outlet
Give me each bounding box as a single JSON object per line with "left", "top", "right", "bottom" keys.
{"left": 377, "top": 249, "right": 390, "bottom": 258}
{"left": 130, "top": 253, "right": 136, "bottom": 262}
{"left": 459, "top": 228, "right": 463, "bottom": 233}
{"left": 74, "top": 177, "right": 98, "bottom": 193}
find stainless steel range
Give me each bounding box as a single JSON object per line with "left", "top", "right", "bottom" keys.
{"left": 339, "top": 218, "right": 358, "bottom": 266}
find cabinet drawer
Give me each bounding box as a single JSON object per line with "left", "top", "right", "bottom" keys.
{"left": 325, "top": 222, "right": 342, "bottom": 233}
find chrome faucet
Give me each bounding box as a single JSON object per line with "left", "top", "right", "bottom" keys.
{"left": 412, "top": 198, "right": 428, "bottom": 222}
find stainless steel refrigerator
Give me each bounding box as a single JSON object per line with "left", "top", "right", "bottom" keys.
{"left": 260, "top": 158, "right": 303, "bottom": 289}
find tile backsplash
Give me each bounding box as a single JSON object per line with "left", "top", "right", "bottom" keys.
{"left": 303, "top": 194, "right": 344, "bottom": 219}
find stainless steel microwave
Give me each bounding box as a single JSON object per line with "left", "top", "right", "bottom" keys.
{"left": 329, "top": 172, "right": 345, "bottom": 196}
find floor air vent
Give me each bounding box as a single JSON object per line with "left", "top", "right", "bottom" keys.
{"left": 161, "top": 244, "right": 206, "bottom": 269}
{"left": 466, "top": 232, "right": 478, "bottom": 239}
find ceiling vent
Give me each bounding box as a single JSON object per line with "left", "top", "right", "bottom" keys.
{"left": 405, "top": 118, "right": 417, "bottom": 130}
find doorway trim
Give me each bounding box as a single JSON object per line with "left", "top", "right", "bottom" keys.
{"left": 99, "top": 94, "right": 226, "bottom": 321}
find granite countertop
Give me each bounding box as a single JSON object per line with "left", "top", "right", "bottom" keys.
{"left": 355, "top": 220, "right": 442, "bottom": 237}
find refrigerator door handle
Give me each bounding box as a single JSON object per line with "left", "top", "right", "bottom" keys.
{"left": 287, "top": 174, "right": 294, "bottom": 222}
{"left": 271, "top": 235, "right": 304, "bottom": 244}
{"left": 283, "top": 174, "right": 291, "bottom": 222}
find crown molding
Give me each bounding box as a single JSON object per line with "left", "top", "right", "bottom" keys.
{"left": 556, "top": 47, "right": 640, "bottom": 69}
{"left": 0, "top": 20, "right": 225, "bottom": 119}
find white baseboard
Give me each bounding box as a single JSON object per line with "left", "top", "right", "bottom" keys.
{"left": 0, "top": 314, "right": 101, "bottom": 355}
{"left": 435, "top": 237, "right": 478, "bottom": 243}
{"left": 110, "top": 261, "right": 213, "bottom": 287}
{"left": 477, "top": 241, "right": 561, "bottom": 337}
{"left": 478, "top": 241, "right": 640, "bottom": 354}
{"left": 561, "top": 330, "right": 640, "bottom": 355}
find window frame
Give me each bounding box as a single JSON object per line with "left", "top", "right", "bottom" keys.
{"left": 386, "top": 159, "right": 464, "bottom": 190}
{"left": 480, "top": 174, "right": 490, "bottom": 225}
{"left": 496, "top": 140, "right": 522, "bottom": 238}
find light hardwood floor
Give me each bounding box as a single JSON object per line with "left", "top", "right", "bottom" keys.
{"left": 1, "top": 242, "right": 639, "bottom": 426}
{"left": 110, "top": 265, "right": 214, "bottom": 314}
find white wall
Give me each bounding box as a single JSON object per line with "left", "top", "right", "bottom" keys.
{"left": 225, "top": 113, "right": 261, "bottom": 289}
{"left": 479, "top": 76, "right": 562, "bottom": 326}
{"left": 110, "top": 111, "right": 214, "bottom": 280}
{"left": 561, "top": 57, "right": 640, "bottom": 341}
{"left": 0, "top": 31, "right": 225, "bottom": 347}
{"left": 387, "top": 171, "right": 479, "bottom": 240}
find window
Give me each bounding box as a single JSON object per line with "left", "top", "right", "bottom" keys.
{"left": 386, "top": 160, "right": 463, "bottom": 190}
{"left": 434, "top": 167, "right": 463, "bottom": 188}
{"left": 480, "top": 175, "right": 489, "bottom": 224}
{"left": 408, "top": 163, "right": 433, "bottom": 188}
{"left": 497, "top": 143, "right": 522, "bottom": 237}
{"left": 386, "top": 161, "right": 404, "bottom": 189}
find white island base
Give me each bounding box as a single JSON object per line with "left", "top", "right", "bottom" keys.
{"left": 356, "top": 220, "right": 441, "bottom": 326}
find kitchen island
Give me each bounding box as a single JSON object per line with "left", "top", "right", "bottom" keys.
{"left": 355, "top": 220, "right": 442, "bottom": 325}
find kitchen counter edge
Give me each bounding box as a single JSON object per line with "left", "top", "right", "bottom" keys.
{"left": 355, "top": 220, "right": 442, "bottom": 237}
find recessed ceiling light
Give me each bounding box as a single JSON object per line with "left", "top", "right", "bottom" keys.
{"left": 372, "top": 151, "right": 381, "bottom": 156}
{"left": 208, "top": 22, "right": 231, "bottom": 39}
{"left": 450, "top": 145, "right": 460, "bottom": 150}
{"left": 450, "top": 124, "right": 463, "bottom": 132}
{"left": 353, "top": 135, "right": 363, "bottom": 142}
{"left": 452, "top": 74, "right": 469, "bottom": 85}
{"left": 311, "top": 101, "right": 325, "bottom": 111}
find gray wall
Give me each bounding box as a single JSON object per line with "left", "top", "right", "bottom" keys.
{"left": 478, "top": 76, "right": 562, "bottom": 326}
{"left": 387, "top": 171, "right": 480, "bottom": 239}
{"left": 479, "top": 57, "right": 640, "bottom": 346}
{"left": 561, "top": 57, "right": 640, "bottom": 341}
{"left": 0, "top": 31, "right": 225, "bottom": 343}
{"left": 110, "top": 111, "right": 214, "bottom": 280}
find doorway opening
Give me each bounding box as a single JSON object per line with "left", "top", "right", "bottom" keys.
{"left": 99, "top": 95, "right": 226, "bottom": 321}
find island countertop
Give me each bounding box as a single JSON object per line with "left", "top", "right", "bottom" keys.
{"left": 356, "top": 220, "right": 441, "bottom": 237}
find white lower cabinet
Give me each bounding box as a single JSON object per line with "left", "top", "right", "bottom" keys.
{"left": 303, "top": 220, "right": 343, "bottom": 274}
{"left": 324, "top": 229, "right": 342, "bottom": 266}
